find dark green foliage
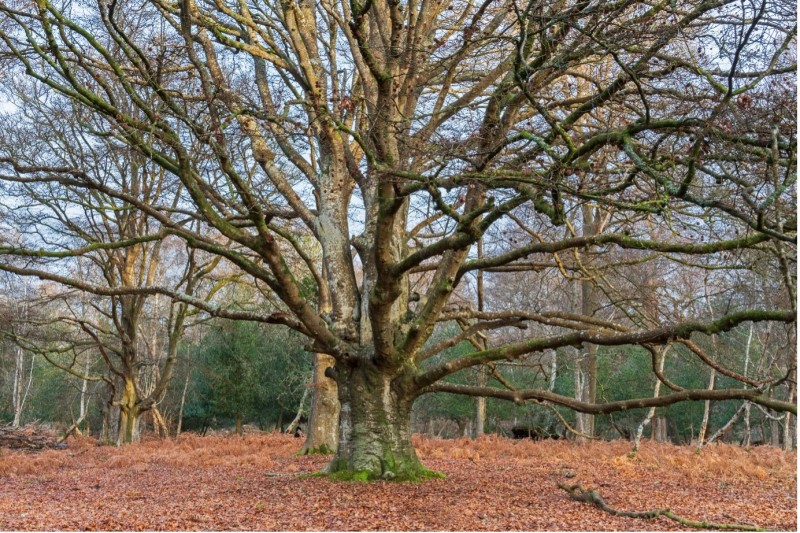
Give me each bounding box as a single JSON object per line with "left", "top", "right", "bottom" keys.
{"left": 183, "top": 321, "right": 310, "bottom": 431}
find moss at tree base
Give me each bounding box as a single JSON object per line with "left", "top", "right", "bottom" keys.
{"left": 299, "top": 444, "right": 335, "bottom": 455}
{"left": 314, "top": 466, "right": 445, "bottom": 483}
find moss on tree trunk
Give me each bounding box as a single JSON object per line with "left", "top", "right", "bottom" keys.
{"left": 323, "top": 363, "right": 441, "bottom": 482}
{"left": 117, "top": 378, "right": 141, "bottom": 444}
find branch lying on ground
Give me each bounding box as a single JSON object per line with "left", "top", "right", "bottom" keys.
{"left": 557, "top": 483, "right": 764, "bottom": 531}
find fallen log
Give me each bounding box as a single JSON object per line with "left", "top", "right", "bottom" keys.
{"left": 558, "top": 482, "right": 764, "bottom": 531}
{"left": 0, "top": 423, "right": 63, "bottom": 451}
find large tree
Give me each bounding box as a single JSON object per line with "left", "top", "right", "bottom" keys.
{"left": 0, "top": 0, "right": 795, "bottom": 478}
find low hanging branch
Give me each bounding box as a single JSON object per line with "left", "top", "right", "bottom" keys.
{"left": 557, "top": 483, "right": 764, "bottom": 532}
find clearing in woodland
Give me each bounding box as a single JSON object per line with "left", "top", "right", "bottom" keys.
{"left": 0, "top": 433, "right": 795, "bottom": 531}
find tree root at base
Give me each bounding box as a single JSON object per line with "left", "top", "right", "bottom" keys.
{"left": 557, "top": 483, "right": 764, "bottom": 531}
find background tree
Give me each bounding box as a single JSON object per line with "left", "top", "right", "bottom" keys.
{"left": 185, "top": 320, "right": 310, "bottom": 434}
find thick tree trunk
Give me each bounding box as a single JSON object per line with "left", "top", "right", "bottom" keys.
{"left": 324, "top": 364, "right": 436, "bottom": 481}
{"left": 301, "top": 353, "right": 340, "bottom": 454}
{"left": 117, "top": 378, "right": 141, "bottom": 445}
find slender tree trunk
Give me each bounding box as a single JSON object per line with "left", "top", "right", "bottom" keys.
{"left": 474, "top": 237, "right": 486, "bottom": 437}
{"left": 742, "top": 323, "right": 754, "bottom": 446}
{"left": 573, "top": 347, "right": 587, "bottom": 437}
{"left": 475, "top": 368, "right": 486, "bottom": 437}
{"left": 696, "top": 281, "right": 718, "bottom": 450}
{"left": 708, "top": 402, "right": 747, "bottom": 444}
{"left": 712, "top": 323, "right": 754, "bottom": 446}
{"left": 301, "top": 353, "right": 339, "bottom": 454}
{"left": 652, "top": 417, "right": 668, "bottom": 442}
{"left": 742, "top": 401, "right": 752, "bottom": 446}
{"left": 152, "top": 407, "right": 168, "bottom": 438}
{"left": 633, "top": 346, "right": 669, "bottom": 452}
{"left": 695, "top": 369, "right": 716, "bottom": 450}
{"left": 176, "top": 371, "right": 190, "bottom": 438}
{"left": 770, "top": 417, "right": 781, "bottom": 446}
{"left": 547, "top": 350, "right": 558, "bottom": 392}
{"left": 286, "top": 385, "right": 310, "bottom": 434}
{"left": 576, "top": 204, "right": 599, "bottom": 440}
{"left": 12, "top": 346, "right": 23, "bottom": 427}
{"left": 783, "top": 371, "right": 795, "bottom": 451}
{"left": 12, "top": 348, "right": 34, "bottom": 427}
{"left": 74, "top": 360, "right": 90, "bottom": 436}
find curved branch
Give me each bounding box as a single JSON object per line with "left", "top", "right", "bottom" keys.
{"left": 422, "top": 382, "right": 796, "bottom": 415}
{"left": 415, "top": 309, "right": 796, "bottom": 390}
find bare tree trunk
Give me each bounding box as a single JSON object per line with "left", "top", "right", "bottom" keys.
{"left": 572, "top": 347, "right": 590, "bottom": 439}
{"left": 696, "top": 280, "right": 718, "bottom": 450}
{"left": 474, "top": 238, "right": 486, "bottom": 437}
{"left": 547, "top": 350, "right": 558, "bottom": 392}
{"left": 783, "top": 371, "right": 795, "bottom": 451}
{"left": 570, "top": 274, "right": 590, "bottom": 439}
{"left": 475, "top": 368, "right": 486, "bottom": 437}
{"left": 11, "top": 282, "right": 33, "bottom": 427}
{"left": 72, "top": 358, "right": 90, "bottom": 437}
{"left": 783, "top": 411, "right": 793, "bottom": 451}
{"left": 770, "top": 417, "right": 781, "bottom": 446}
{"left": 711, "top": 323, "right": 754, "bottom": 446}
{"left": 696, "top": 368, "right": 716, "bottom": 450}
{"left": 652, "top": 417, "right": 668, "bottom": 442}
{"left": 176, "top": 371, "right": 190, "bottom": 438}
{"left": 286, "top": 385, "right": 310, "bottom": 434}
{"left": 633, "top": 347, "right": 669, "bottom": 452}
{"left": 12, "top": 348, "right": 34, "bottom": 427}
{"left": 577, "top": 204, "right": 600, "bottom": 440}
{"left": 742, "top": 401, "right": 752, "bottom": 446}
{"left": 152, "top": 407, "right": 169, "bottom": 438}
{"left": 301, "top": 353, "right": 339, "bottom": 454}
{"left": 708, "top": 402, "right": 747, "bottom": 444}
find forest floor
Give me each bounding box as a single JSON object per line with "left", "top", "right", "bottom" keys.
{"left": 0, "top": 432, "right": 795, "bottom": 531}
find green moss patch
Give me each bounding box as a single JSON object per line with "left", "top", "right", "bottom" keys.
{"left": 314, "top": 466, "right": 445, "bottom": 483}
{"left": 299, "top": 444, "right": 335, "bottom": 455}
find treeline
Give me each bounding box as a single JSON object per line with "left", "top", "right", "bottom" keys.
{"left": 1, "top": 314, "right": 792, "bottom": 449}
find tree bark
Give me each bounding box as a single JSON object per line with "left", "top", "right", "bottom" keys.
{"left": 176, "top": 371, "right": 190, "bottom": 438}
{"left": 12, "top": 348, "right": 34, "bottom": 427}
{"left": 783, "top": 371, "right": 795, "bottom": 451}
{"left": 474, "top": 237, "right": 486, "bottom": 437}
{"left": 633, "top": 346, "right": 669, "bottom": 452}
{"left": 475, "top": 368, "right": 487, "bottom": 437}
{"left": 576, "top": 204, "right": 600, "bottom": 440}
{"left": 301, "top": 353, "right": 340, "bottom": 454}
{"left": 325, "top": 363, "right": 434, "bottom": 481}
{"left": 696, "top": 368, "right": 716, "bottom": 450}
{"left": 117, "top": 377, "right": 141, "bottom": 445}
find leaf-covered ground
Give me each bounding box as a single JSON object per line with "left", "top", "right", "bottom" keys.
{"left": 0, "top": 433, "right": 795, "bottom": 531}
